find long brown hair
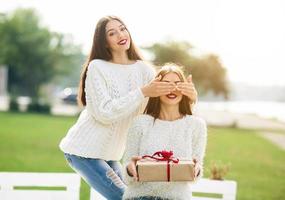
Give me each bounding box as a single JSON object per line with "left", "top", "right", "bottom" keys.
{"left": 144, "top": 63, "right": 193, "bottom": 120}
{"left": 77, "top": 16, "right": 142, "bottom": 106}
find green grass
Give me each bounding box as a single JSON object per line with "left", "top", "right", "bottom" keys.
{"left": 0, "top": 112, "right": 284, "bottom": 200}
{"left": 0, "top": 112, "right": 90, "bottom": 199}
{"left": 205, "top": 127, "right": 285, "bottom": 200}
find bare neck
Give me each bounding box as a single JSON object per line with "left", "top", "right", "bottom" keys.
{"left": 159, "top": 104, "right": 182, "bottom": 121}
{"left": 111, "top": 51, "right": 134, "bottom": 65}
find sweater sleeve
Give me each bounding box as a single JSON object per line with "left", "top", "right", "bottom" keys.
{"left": 138, "top": 62, "right": 155, "bottom": 114}
{"left": 143, "top": 62, "right": 156, "bottom": 85}
{"left": 85, "top": 61, "right": 145, "bottom": 124}
{"left": 122, "top": 116, "right": 144, "bottom": 185}
{"left": 144, "top": 63, "right": 156, "bottom": 84}
{"left": 191, "top": 118, "right": 207, "bottom": 179}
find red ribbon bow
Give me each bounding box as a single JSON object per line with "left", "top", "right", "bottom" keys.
{"left": 142, "top": 150, "right": 179, "bottom": 181}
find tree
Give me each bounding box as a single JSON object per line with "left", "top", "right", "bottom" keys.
{"left": 0, "top": 8, "right": 84, "bottom": 100}
{"left": 145, "top": 41, "right": 229, "bottom": 99}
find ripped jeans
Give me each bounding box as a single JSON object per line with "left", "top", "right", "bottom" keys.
{"left": 64, "top": 153, "right": 126, "bottom": 200}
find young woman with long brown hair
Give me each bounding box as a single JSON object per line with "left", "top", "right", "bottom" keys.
{"left": 59, "top": 16, "right": 198, "bottom": 199}
{"left": 123, "top": 64, "right": 207, "bottom": 200}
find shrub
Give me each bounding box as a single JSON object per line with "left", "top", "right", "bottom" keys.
{"left": 27, "top": 101, "right": 50, "bottom": 114}
{"left": 9, "top": 98, "right": 19, "bottom": 112}
{"left": 209, "top": 160, "right": 230, "bottom": 180}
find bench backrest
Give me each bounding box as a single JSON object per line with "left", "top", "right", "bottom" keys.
{"left": 191, "top": 178, "right": 237, "bottom": 200}
{"left": 0, "top": 172, "right": 81, "bottom": 200}
{"left": 89, "top": 178, "right": 237, "bottom": 200}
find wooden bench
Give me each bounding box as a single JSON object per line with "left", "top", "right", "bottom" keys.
{"left": 0, "top": 172, "right": 236, "bottom": 200}
{"left": 191, "top": 178, "right": 237, "bottom": 200}
{"left": 0, "top": 172, "right": 81, "bottom": 200}
{"left": 90, "top": 178, "right": 237, "bottom": 200}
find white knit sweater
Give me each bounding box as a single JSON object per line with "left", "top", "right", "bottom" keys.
{"left": 59, "top": 59, "right": 155, "bottom": 160}
{"left": 122, "top": 114, "right": 207, "bottom": 200}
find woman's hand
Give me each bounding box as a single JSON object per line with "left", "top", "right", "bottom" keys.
{"left": 176, "top": 75, "right": 197, "bottom": 103}
{"left": 193, "top": 158, "right": 201, "bottom": 179}
{"left": 126, "top": 156, "right": 142, "bottom": 181}
{"left": 141, "top": 76, "right": 176, "bottom": 97}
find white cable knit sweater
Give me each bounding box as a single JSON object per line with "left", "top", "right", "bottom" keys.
{"left": 59, "top": 59, "right": 155, "bottom": 160}
{"left": 122, "top": 114, "right": 207, "bottom": 200}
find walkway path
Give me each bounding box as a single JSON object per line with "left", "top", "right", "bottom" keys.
{"left": 259, "top": 132, "right": 285, "bottom": 150}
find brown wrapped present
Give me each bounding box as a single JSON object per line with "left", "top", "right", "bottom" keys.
{"left": 136, "top": 151, "right": 195, "bottom": 182}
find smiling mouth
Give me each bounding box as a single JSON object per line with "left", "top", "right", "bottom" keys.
{"left": 166, "top": 93, "right": 177, "bottom": 99}
{"left": 118, "top": 39, "right": 127, "bottom": 45}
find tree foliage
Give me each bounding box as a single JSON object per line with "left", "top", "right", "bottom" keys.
{"left": 0, "top": 8, "right": 84, "bottom": 99}
{"left": 145, "top": 41, "right": 229, "bottom": 99}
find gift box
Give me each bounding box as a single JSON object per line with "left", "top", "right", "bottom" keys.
{"left": 136, "top": 151, "right": 195, "bottom": 182}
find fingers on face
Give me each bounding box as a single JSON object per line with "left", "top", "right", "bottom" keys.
{"left": 177, "top": 82, "right": 195, "bottom": 88}
{"left": 157, "top": 85, "right": 176, "bottom": 90}
{"left": 157, "top": 84, "right": 176, "bottom": 94}
{"left": 157, "top": 82, "right": 176, "bottom": 88}
{"left": 177, "top": 85, "right": 196, "bottom": 93}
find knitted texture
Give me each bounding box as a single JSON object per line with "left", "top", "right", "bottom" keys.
{"left": 59, "top": 59, "right": 155, "bottom": 160}
{"left": 122, "top": 114, "right": 207, "bottom": 200}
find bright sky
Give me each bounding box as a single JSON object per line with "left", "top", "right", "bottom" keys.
{"left": 1, "top": 0, "right": 285, "bottom": 86}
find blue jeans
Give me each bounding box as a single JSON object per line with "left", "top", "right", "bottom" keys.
{"left": 64, "top": 153, "right": 126, "bottom": 200}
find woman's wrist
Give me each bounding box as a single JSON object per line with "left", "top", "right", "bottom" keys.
{"left": 141, "top": 86, "right": 148, "bottom": 97}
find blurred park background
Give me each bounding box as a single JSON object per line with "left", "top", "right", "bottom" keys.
{"left": 0, "top": 0, "right": 285, "bottom": 200}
